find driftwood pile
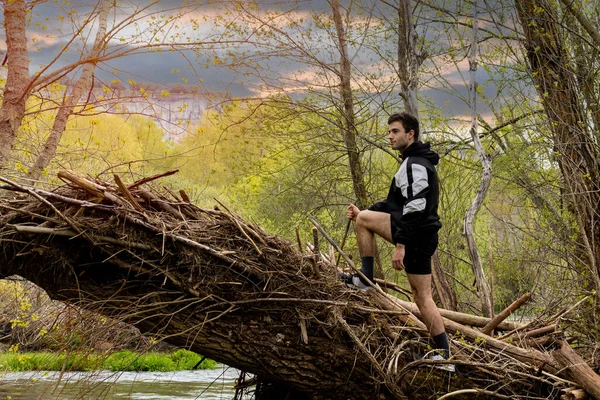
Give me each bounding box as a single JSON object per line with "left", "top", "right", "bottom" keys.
{"left": 0, "top": 170, "right": 599, "bottom": 400}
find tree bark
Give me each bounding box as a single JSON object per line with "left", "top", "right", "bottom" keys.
{"left": 0, "top": 0, "right": 30, "bottom": 168}
{"left": 464, "top": 0, "right": 494, "bottom": 317}
{"left": 27, "top": 0, "right": 110, "bottom": 181}
{"left": 481, "top": 292, "right": 531, "bottom": 335}
{"left": 0, "top": 225, "right": 382, "bottom": 399}
{"left": 397, "top": 0, "right": 423, "bottom": 119}
{"left": 553, "top": 340, "right": 600, "bottom": 400}
{"left": 431, "top": 252, "right": 457, "bottom": 311}
{"left": 331, "top": 0, "right": 369, "bottom": 211}
{"left": 394, "top": 297, "right": 522, "bottom": 331}
{"left": 378, "top": 292, "right": 559, "bottom": 372}
{"left": 515, "top": 0, "right": 600, "bottom": 297}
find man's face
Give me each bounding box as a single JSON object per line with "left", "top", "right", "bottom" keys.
{"left": 388, "top": 121, "right": 414, "bottom": 152}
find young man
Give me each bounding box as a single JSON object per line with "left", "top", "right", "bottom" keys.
{"left": 339, "top": 112, "right": 452, "bottom": 368}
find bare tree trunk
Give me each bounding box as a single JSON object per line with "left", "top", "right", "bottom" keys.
{"left": 431, "top": 252, "right": 457, "bottom": 310}
{"left": 330, "top": 0, "right": 387, "bottom": 279}
{"left": 331, "top": 0, "right": 368, "bottom": 210}
{"left": 464, "top": 0, "right": 494, "bottom": 317}
{"left": 27, "top": 0, "right": 110, "bottom": 181}
{"left": 397, "top": 0, "right": 423, "bottom": 119}
{"left": 558, "top": 0, "right": 600, "bottom": 48}
{"left": 0, "top": 0, "right": 30, "bottom": 168}
{"left": 565, "top": 3, "right": 600, "bottom": 176}
{"left": 515, "top": 0, "right": 600, "bottom": 297}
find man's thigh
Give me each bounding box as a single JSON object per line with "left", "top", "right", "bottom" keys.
{"left": 357, "top": 210, "right": 393, "bottom": 243}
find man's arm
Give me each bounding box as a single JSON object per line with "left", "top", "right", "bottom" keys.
{"left": 368, "top": 200, "right": 389, "bottom": 213}
{"left": 392, "top": 243, "right": 406, "bottom": 270}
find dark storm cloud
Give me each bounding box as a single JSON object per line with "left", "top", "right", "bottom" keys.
{"left": 98, "top": 51, "right": 256, "bottom": 97}
{"left": 3, "top": 0, "right": 524, "bottom": 118}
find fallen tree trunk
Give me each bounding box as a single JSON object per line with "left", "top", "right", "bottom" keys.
{"left": 393, "top": 298, "right": 523, "bottom": 332}
{"left": 481, "top": 292, "right": 532, "bottom": 335}
{"left": 554, "top": 341, "right": 600, "bottom": 400}
{"left": 0, "top": 171, "right": 598, "bottom": 399}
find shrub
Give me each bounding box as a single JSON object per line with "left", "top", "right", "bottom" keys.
{"left": 136, "top": 353, "right": 175, "bottom": 372}
{"left": 0, "top": 350, "right": 215, "bottom": 372}
{"left": 169, "top": 349, "right": 216, "bottom": 370}
{"left": 0, "top": 352, "right": 99, "bottom": 371}
{"left": 102, "top": 350, "right": 138, "bottom": 371}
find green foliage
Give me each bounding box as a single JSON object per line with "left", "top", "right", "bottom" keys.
{"left": 102, "top": 350, "right": 139, "bottom": 371}
{"left": 102, "top": 349, "right": 215, "bottom": 372}
{"left": 12, "top": 94, "right": 176, "bottom": 182}
{"left": 171, "top": 102, "right": 279, "bottom": 207}
{"left": 218, "top": 98, "right": 374, "bottom": 239}
{"left": 0, "top": 352, "right": 99, "bottom": 372}
{"left": 169, "top": 349, "right": 216, "bottom": 370}
{"left": 106, "top": 351, "right": 175, "bottom": 372}
{"left": 0, "top": 350, "right": 215, "bottom": 372}
{"left": 59, "top": 114, "right": 172, "bottom": 176}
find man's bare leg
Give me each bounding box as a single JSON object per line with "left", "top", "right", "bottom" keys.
{"left": 353, "top": 210, "right": 450, "bottom": 361}
{"left": 340, "top": 210, "right": 392, "bottom": 288}
{"left": 354, "top": 210, "right": 393, "bottom": 256}
{"left": 407, "top": 273, "right": 445, "bottom": 336}
{"left": 355, "top": 211, "right": 443, "bottom": 330}
{"left": 408, "top": 273, "right": 451, "bottom": 362}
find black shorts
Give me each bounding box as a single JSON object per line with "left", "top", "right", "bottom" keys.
{"left": 398, "top": 232, "right": 438, "bottom": 275}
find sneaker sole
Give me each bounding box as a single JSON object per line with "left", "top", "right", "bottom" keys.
{"left": 434, "top": 364, "right": 455, "bottom": 372}
{"left": 345, "top": 282, "right": 369, "bottom": 291}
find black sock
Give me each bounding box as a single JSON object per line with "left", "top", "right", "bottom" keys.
{"left": 360, "top": 256, "right": 374, "bottom": 283}
{"left": 432, "top": 332, "right": 450, "bottom": 358}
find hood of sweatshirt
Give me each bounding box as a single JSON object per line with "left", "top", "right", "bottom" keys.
{"left": 402, "top": 141, "right": 440, "bottom": 165}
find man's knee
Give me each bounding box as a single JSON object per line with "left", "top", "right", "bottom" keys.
{"left": 355, "top": 211, "right": 371, "bottom": 230}
{"left": 413, "top": 288, "right": 433, "bottom": 307}
{"left": 354, "top": 210, "right": 393, "bottom": 243}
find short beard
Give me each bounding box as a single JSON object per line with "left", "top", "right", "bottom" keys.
{"left": 393, "top": 143, "right": 407, "bottom": 153}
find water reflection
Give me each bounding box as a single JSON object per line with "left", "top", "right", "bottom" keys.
{"left": 0, "top": 365, "right": 241, "bottom": 399}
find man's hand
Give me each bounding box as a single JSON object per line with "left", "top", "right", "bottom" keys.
{"left": 392, "top": 244, "right": 405, "bottom": 271}
{"left": 347, "top": 203, "right": 361, "bottom": 221}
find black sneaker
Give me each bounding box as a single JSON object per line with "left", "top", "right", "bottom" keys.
{"left": 338, "top": 272, "right": 370, "bottom": 291}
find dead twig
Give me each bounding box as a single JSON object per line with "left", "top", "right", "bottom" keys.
{"left": 126, "top": 169, "right": 179, "bottom": 190}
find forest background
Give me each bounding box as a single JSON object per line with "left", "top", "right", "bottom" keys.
{"left": 1, "top": 0, "right": 600, "bottom": 369}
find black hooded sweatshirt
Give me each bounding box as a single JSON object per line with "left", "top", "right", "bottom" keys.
{"left": 368, "top": 141, "right": 442, "bottom": 245}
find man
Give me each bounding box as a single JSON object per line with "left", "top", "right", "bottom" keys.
{"left": 339, "top": 112, "right": 452, "bottom": 368}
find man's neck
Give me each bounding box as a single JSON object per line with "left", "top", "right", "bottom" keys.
{"left": 401, "top": 140, "right": 416, "bottom": 157}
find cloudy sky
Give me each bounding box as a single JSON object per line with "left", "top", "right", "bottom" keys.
{"left": 0, "top": 0, "right": 524, "bottom": 122}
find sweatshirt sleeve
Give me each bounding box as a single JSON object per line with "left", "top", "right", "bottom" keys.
{"left": 368, "top": 200, "right": 389, "bottom": 213}
{"left": 391, "top": 161, "right": 431, "bottom": 245}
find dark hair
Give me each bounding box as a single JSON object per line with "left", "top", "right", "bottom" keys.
{"left": 388, "top": 112, "right": 420, "bottom": 141}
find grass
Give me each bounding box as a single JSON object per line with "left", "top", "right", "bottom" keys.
{"left": 0, "top": 349, "right": 216, "bottom": 372}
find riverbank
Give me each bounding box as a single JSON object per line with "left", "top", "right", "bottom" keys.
{"left": 0, "top": 349, "right": 216, "bottom": 372}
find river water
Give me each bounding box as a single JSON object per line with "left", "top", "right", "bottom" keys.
{"left": 0, "top": 365, "right": 241, "bottom": 399}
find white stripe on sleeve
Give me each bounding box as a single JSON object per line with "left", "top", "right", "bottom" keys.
{"left": 411, "top": 164, "right": 429, "bottom": 196}
{"left": 403, "top": 198, "right": 426, "bottom": 215}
